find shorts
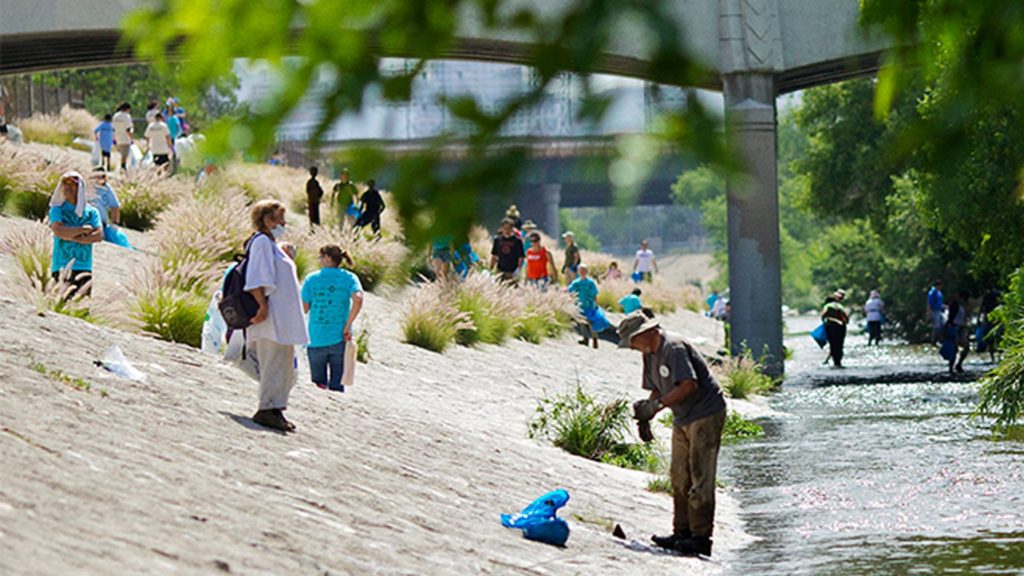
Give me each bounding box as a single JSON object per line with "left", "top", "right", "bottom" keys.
{"left": 526, "top": 277, "right": 550, "bottom": 290}
{"left": 930, "top": 310, "right": 944, "bottom": 330}
{"left": 153, "top": 154, "right": 170, "bottom": 166}
{"left": 432, "top": 247, "right": 452, "bottom": 263}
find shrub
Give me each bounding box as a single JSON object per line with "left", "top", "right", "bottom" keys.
{"left": 646, "top": 475, "right": 673, "bottom": 494}
{"left": 401, "top": 282, "right": 472, "bottom": 352}
{"left": 17, "top": 106, "right": 97, "bottom": 146}
{"left": 513, "top": 286, "right": 577, "bottom": 343}
{"left": 453, "top": 274, "right": 515, "bottom": 345}
{"left": 297, "top": 225, "right": 409, "bottom": 291}
{"left": 718, "top": 351, "right": 776, "bottom": 399}
{"left": 8, "top": 191, "right": 51, "bottom": 221}
{"left": 977, "top": 266, "right": 1024, "bottom": 432}
{"left": 722, "top": 411, "right": 764, "bottom": 444}
{"left": 529, "top": 385, "right": 662, "bottom": 471}
{"left": 128, "top": 264, "right": 208, "bottom": 347}
{"left": 117, "top": 168, "right": 192, "bottom": 231}
{"left": 0, "top": 222, "right": 53, "bottom": 290}
{"left": 154, "top": 190, "right": 251, "bottom": 264}
{"left": 356, "top": 324, "right": 371, "bottom": 363}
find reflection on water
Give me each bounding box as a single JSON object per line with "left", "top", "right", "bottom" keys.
{"left": 720, "top": 328, "right": 1024, "bottom": 574}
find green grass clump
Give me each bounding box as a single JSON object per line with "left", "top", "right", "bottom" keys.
{"left": 529, "top": 384, "right": 663, "bottom": 472}
{"left": 646, "top": 476, "right": 673, "bottom": 494}
{"left": 454, "top": 276, "right": 514, "bottom": 346}
{"left": 30, "top": 360, "right": 97, "bottom": 393}
{"left": 130, "top": 282, "right": 208, "bottom": 348}
{"left": 9, "top": 191, "right": 51, "bottom": 221}
{"left": 720, "top": 351, "right": 776, "bottom": 399}
{"left": 356, "top": 325, "right": 371, "bottom": 363}
{"left": 722, "top": 411, "right": 764, "bottom": 444}
{"left": 401, "top": 283, "right": 471, "bottom": 353}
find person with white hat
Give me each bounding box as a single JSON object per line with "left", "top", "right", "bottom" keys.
{"left": 49, "top": 171, "right": 104, "bottom": 299}
{"left": 561, "top": 231, "right": 580, "bottom": 284}
{"left": 617, "top": 311, "right": 727, "bottom": 557}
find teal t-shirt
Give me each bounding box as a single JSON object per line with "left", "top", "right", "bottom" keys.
{"left": 619, "top": 293, "right": 642, "bottom": 314}
{"left": 568, "top": 277, "right": 599, "bottom": 312}
{"left": 301, "top": 267, "right": 363, "bottom": 348}
{"left": 50, "top": 203, "right": 101, "bottom": 272}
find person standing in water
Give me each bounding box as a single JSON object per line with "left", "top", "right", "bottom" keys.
{"left": 864, "top": 290, "right": 885, "bottom": 346}
{"left": 822, "top": 291, "right": 849, "bottom": 368}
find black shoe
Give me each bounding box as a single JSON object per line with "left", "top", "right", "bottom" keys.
{"left": 652, "top": 531, "right": 691, "bottom": 549}
{"left": 673, "top": 535, "right": 712, "bottom": 557}
{"left": 252, "top": 409, "right": 289, "bottom": 431}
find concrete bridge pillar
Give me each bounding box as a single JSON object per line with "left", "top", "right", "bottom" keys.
{"left": 517, "top": 183, "right": 561, "bottom": 238}
{"left": 723, "top": 73, "right": 784, "bottom": 376}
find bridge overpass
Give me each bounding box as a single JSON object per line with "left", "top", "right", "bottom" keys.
{"left": 0, "top": 0, "right": 894, "bottom": 374}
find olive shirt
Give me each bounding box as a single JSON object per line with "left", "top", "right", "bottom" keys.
{"left": 642, "top": 329, "right": 726, "bottom": 427}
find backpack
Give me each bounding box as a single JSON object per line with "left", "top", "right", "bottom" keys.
{"left": 218, "top": 233, "right": 267, "bottom": 330}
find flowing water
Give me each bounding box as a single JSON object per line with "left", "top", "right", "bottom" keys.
{"left": 719, "top": 320, "right": 1024, "bottom": 574}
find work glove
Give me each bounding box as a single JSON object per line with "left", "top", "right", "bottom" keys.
{"left": 636, "top": 418, "right": 654, "bottom": 443}
{"left": 632, "top": 398, "right": 662, "bottom": 422}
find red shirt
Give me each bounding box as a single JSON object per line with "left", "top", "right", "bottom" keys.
{"left": 526, "top": 246, "right": 552, "bottom": 279}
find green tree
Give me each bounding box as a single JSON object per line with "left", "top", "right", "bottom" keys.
{"left": 39, "top": 64, "right": 242, "bottom": 127}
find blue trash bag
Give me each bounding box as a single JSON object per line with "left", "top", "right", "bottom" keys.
{"left": 583, "top": 307, "right": 612, "bottom": 333}
{"left": 976, "top": 325, "right": 988, "bottom": 353}
{"left": 630, "top": 271, "right": 643, "bottom": 283}
{"left": 500, "top": 489, "right": 571, "bottom": 547}
{"left": 103, "top": 225, "right": 133, "bottom": 249}
{"left": 810, "top": 323, "right": 828, "bottom": 348}
{"left": 940, "top": 326, "right": 958, "bottom": 362}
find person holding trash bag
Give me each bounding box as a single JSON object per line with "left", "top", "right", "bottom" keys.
{"left": 821, "top": 291, "right": 849, "bottom": 368}
{"left": 618, "top": 311, "right": 726, "bottom": 557}
{"left": 301, "top": 244, "right": 364, "bottom": 392}
{"left": 243, "top": 200, "right": 308, "bottom": 432}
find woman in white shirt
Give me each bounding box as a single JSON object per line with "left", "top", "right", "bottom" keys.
{"left": 245, "top": 200, "right": 309, "bottom": 431}
{"left": 864, "top": 290, "right": 885, "bottom": 346}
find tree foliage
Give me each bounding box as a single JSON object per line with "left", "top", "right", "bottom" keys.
{"left": 122, "top": 0, "right": 733, "bottom": 249}
{"left": 37, "top": 64, "right": 242, "bottom": 127}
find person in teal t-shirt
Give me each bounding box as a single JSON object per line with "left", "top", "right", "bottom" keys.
{"left": 49, "top": 171, "right": 103, "bottom": 299}
{"left": 568, "top": 264, "right": 610, "bottom": 347}
{"left": 620, "top": 287, "right": 643, "bottom": 314}
{"left": 301, "top": 244, "right": 364, "bottom": 391}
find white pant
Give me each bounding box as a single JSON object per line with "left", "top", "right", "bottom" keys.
{"left": 240, "top": 337, "right": 296, "bottom": 411}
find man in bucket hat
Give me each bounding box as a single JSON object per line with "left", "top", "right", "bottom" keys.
{"left": 618, "top": 311, "right": 727, "bottom": 557}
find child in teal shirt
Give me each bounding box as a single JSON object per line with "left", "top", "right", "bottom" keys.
{"left": 301, "top": 245, "right": 364, "bottom": 391}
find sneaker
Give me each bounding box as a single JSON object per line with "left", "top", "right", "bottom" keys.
{"left": 252, "top": 409, "right": 289, "bottom": 431}
{"left": 673, "top": 535, "right": 712, "bottom": 557}
{"left": 651, "top": 532, "right": 691, "bottom": 549}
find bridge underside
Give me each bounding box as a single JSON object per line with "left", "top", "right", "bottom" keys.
{"left": 0, "top": 31, "right": 882, "bottom": 95}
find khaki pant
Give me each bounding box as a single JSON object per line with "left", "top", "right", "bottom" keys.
{"left": 240, "top": 337, "right": 296, "bottom": 411}
{"left": 670, "top": 409, "right": 726, "bottom": 538}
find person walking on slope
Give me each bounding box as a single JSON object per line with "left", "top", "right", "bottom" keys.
{"left": 945, "top": 290, "right": 971, "bottom": 373}
{"left": 633, "top": 239, "right": 658, "bottom": 282}
{"left": 561, "top": 231, "right": 580, "bottom": 284}
{"left": 244, "top": 200, "right": 309, "bottom": 432}
{"left": 355, "top": 179, "right": 385, "bottom": 234}
{"left": 302, "top": 245, "right": 364, "bottom": 392}
{"left": 490, "top": 218, "right": 525, "bottom": 284}
{"left": 618, "top": 311, "right": 727, "bottom": 557}
{"left": 928, "top": 280, "right": 946, "bottom": 345}
{"left": 331, "top": 169, "right": 359, "bottom": 229}
{"left": 524, "top": 231, "right": 557, "bottom": 290}
{"left": 144, "top": 113, "right": 174, "bottom": 173}
{"left": 568, "top": 264, "right": 608, "bottom": 348}
{"left": 822, "top": 291, "right": 849, "bottom": 368}
{"left": 93, "top": 114, "right": 115, "bottom": 172}
{"left": 864, "top": 290, "right": 885, "bottom": 346}
{"left": 306, "top": 166, "right": 324, "bottom": 227}
{"left": 111, "top": 103, "right": 133, "bottom": 172}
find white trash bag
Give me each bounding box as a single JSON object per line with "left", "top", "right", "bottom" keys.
{"left": 99, "top": 344, "right": 147, "bottom": 382}
{"left": 200, "top": 291, "right": 228, "bottom": 355}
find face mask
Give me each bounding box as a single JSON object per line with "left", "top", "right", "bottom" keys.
{"left": 271, "top": 224, "right": 286, "bottom": 239}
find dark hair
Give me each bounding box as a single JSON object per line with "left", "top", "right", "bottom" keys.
{"left": 103, "top": 113, "right": 112, "bottom": 121}
{"left": 367, "top": 179, "right": 376, "bottom": 188}
{"left": 641, "top": 307, "right": 656, "bottom": 319}
{"left": 309, "top": 166, "right": 318, "bottom": 176}
{"left": 148, "top": 100, "right": 158, "bottom": 110}
{"left": 155, "top": 113, "right": 165, "bottom": 120}
{"left": 501, "top": 217, "right": 515, "bottom": 227}
{"left": 529, "top": 232, "right": 540, "bottom": 240}
{"left": 632, "top": 288, "right": 642, "bottom": 296}
{"left": 118, "top": 102, "right": 131, "bottom": 111}
{"left": 320, "top": 244, "right": 354, "bottom": 266}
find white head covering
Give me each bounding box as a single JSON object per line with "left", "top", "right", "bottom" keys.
{"left": 50, "top": 171, "right": 87, "bottom": 217}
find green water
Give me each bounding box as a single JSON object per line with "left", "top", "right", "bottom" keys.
{"left": 719, "top": 332, "right": 1024, "bottom": 574}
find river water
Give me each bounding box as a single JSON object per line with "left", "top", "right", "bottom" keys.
{"left": 719, "top": 320, "right": 1024, "bottom": 574}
